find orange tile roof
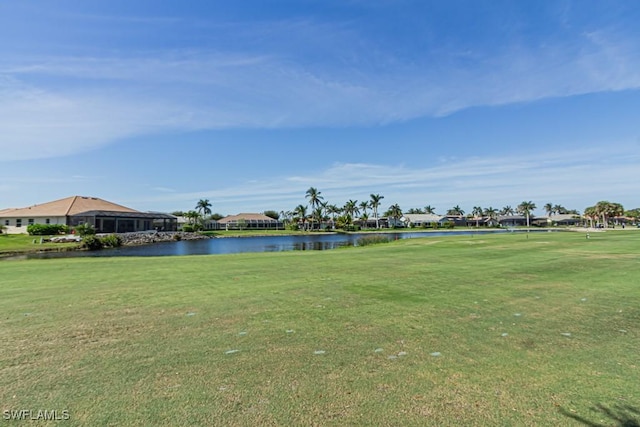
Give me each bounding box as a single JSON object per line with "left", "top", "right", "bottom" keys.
{"left": 0, "top": 196, "right": 139, "bottom": 218}
{"left": 218, "top": 213, "right": 278, "bottom": 223}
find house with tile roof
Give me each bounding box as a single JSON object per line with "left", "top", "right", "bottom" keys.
{"left": 217, "top": 213, "right": 282, "bottom": 230}
{"left": 0, "top": 196, "right": 177, "bottom": 234}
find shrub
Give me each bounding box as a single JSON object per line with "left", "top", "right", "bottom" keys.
{"left": 81, "top": 235, "right": 103, "bottom": 250}
{"left": 27, "top": 224, "right": 69, "bottom": 235}
{"left": 100, "top": 234, "right": 122, "bottom": 248}
{"left": 182, "top": 224, "right": 194, "bottom": 232}
{"left": 442, "top": 221, "right": 455, "bottom": 229}
{"left": 74, "top": 223, "right": 96, "bottom": 236}
{"left": 356, "top": 235, "right": 392, "bottom": 247}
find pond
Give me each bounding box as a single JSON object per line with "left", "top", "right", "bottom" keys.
{"left": 5, "top": 229, "right": 554, "bottom": 260}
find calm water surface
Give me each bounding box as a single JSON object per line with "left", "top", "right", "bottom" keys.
{"left": 7, "top": 229, "right": 553, "bottom": 260}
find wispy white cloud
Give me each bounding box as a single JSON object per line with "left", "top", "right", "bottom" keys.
{"left": 129, "top": 147, "right": 639, "bottom": 214}
{"left": 1, "top": 10, "right": 639, "bottom": 161}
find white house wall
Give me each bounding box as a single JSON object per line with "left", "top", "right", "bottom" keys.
{"left": 1, "top": 216, "right": 67, "bottom": 234}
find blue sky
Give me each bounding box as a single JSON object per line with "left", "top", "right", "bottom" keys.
{"left": 1, "top": 1, "right": 639, "bottom": 216}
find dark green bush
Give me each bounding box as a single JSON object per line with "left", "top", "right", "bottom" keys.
{"left": 81, "top": 235, "right": 103, "bottom": 250}
{"left": 182, "top": 224, "right": 194, "bottom": 232}
{"left": 74, "top": 223, "right": 96, "bottom": 236}
{"left": 27, "top": 224, "right": 69, "bottom": 235}
{"left": 100, "top": 234, "right": 122, "bottom": 248}
{"left": 442, "top": 221, "right": 455, "bottom": 229}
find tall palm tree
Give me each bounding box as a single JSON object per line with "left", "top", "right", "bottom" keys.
{"left": 294, "top": 204, "right": 308, "bottom": 230}
{"left": 358, "top": 201, "right": 370, "bottom": 228}
{"left": 553, "top": 204, "right": 566, "bottom": 215}
{"left": 196, "top": 199, "right": 212, "bottom": 217}
{"left": 312, "top": 206, "right": 325, "bottom": 230}
{"left": 544, "top": 203, "right": 554, "bottom": 218}
{"left": 484, "top": 206, "right": 498, "bottom": 224}
{"left": 583, "top": 206, "right": 597, "bottom": 228}
{"left": 424, "top": 205, "right": 436, "bottom": 214}
{"left": 447, "top": 205, "right": 465, "bottom": 217}
{"left": 305, "top": 187, "right": 324, "bottom": 230}
{"left": 517, "top": 201, "right": 537, "bottom": 228}
{"left": 306, "top": 187, "right": 323, "bottom": 209}
{"left": 343, "top": 200, "right": 360, "bottom": 219}
{"left": 472, "top": 206, "right": 483, "bottom": 227}
{"left": 386, "top": 204, "right": 403, "bottom": 227}
{"left": 370, "top": 194, "right": 384, "bottom": 229}
{"left": 326, "top": 204, "right": 341, "bottom": 229}
{"left": 359, "top": 201, "right": 369, "bottom": 216}
{"left": 500, "top": 205, "right": 514, "bottom": 216}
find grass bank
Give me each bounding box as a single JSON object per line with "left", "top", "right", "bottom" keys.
{"left": 1, "top": 231, "right": 639, "bottom": 425}
{"left": 0, "top": 234, "right": 81, "bottom": 256}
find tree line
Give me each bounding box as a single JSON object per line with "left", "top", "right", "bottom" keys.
{"left": 162, "top": 193, "right": 638, "bottom": 232}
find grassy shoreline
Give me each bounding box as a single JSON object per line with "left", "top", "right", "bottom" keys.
{"left": 0, "top": 226, "right": 587, "bottom": 256}
{"left": 2, "top": 231, "right": 639, "bottom": 425}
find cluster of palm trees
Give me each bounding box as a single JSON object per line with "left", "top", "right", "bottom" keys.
{"left": 583, "top": 201, "right": 625, "bottom": 228}
{"left": 281, "top": 187, "right": 561, "bottom": 231}
{"left": 179, "top": 199, "right": 213, "bottom": 230}
{"left": 445, "top": 202, "right": 538, "bottom": 227}
{"left": 279, "top": 188, "right": 387, "bottom": 230}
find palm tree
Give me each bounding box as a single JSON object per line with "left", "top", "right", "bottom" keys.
{"left": 326, "top": 204, "right": 341, "bottom": 229}
{"left": 293, "top": 204, "right": 308, "bottom": 230}
{"left": 196, "top": 199, "right": 212, "bottom": 217}
{"left": 553, "top": 204, "right": 566, "bottom": 215}
{"left": 359, "top": 201, "right": 369, "bottom": 216}
{"left": 306, "top": 187, "right": 323, "bottom": 209}
{"left": 305, "top": 187, "right": 324, "bottom": 229}
{"left": 484, "top": 206, "right": 498, "bottom": 225}
{"left": 424, "top": 205, "right": 436, "bottom": 214}
{"left": 343, "top": 200, "right": 360, "bottom": 219}
{"left": 517, "top": 201, "right": 537, "bottom": 228}
{"left": 370, "top": 194, "right": 384, "bottom": 229}
{"left": 544, "top": 203, "right": 554, "bottom": 218}
{"left": 385, "top": 204, "right": 403, "bottom": 227}
{"left": 500, "top": 205, "right": 514, "bottom": 216}
{"left": 447, "top": 205, "right": 465, "bottom": 217}
{"left": 312, "top": 206, "right": 325, "bottom": 230}
{"left": 595, "top": 201, "right": 624, "bottom": 227}
{"left": 583, "top": 206, "right": 597, "bottom": 228}
{"left": 472, "top": 206, "right": 483, "bottom": 227}
{"left": 184, "top": 210, "right": 202, "bottom": 229}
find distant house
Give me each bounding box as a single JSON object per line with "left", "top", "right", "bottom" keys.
{"left": 217, "top": 213, "right": 282, "bottom": 230}
{"left": 403, "top": 214, "right": 446, "bottom": 227}
{"left": 443, "top": 215, "right": 468, "bottom": 227}
{"left": 547, "top": 214, "right": 582, "bottom": 227}
{"left": 0, "top": 196, "right": 176, "bottom": 234}
{"left": 497, "top": 215, "right": 529, "bottom": 227}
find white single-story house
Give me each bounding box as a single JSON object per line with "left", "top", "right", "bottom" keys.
{"left": 402, "top": 214, "right": 447, "bottom": 227}
{"left": 217, "top": 213, "right": 282, "bottom": 230}
{"left": 0, "top": 196, "right": 177, "bottom": 234}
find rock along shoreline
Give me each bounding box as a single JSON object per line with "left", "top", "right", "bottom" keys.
{"left": 112, "top": 231, "right": 212, "bottom": 246}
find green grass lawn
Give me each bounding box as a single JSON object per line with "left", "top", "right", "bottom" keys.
{"left": 1, "top": 231, "right": 639, "bottom": 426}
{"left": 0, "top": 234, "right": 81, "bottom": 255}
